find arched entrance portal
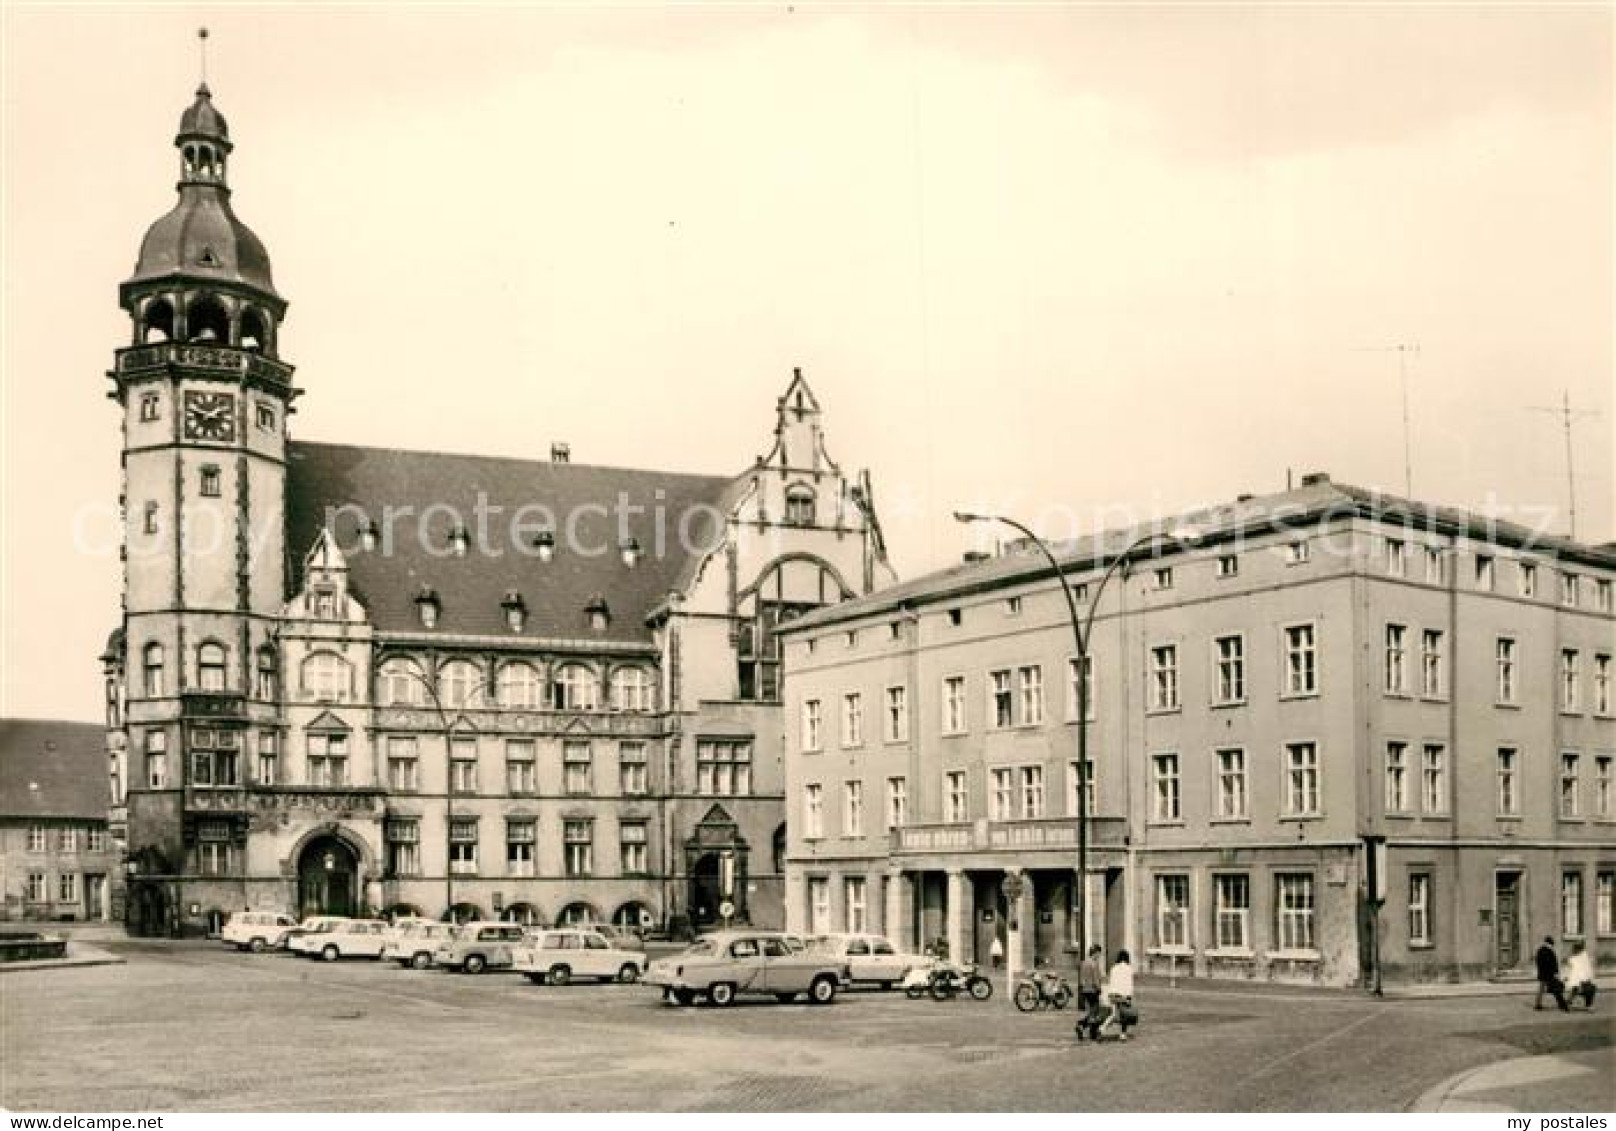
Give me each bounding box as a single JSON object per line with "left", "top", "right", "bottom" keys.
{"left": 297, "top": 836, "right": 359, "bottom": 918}
{"left": 690, "top": 853, "right": 724, "bottom": 925}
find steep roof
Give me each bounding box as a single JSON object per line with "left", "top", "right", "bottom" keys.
{"left": 0, "top": 719, "right": 109, "bottom": 822}
{"left": 285, "top": 441, "right": 733, "bottom": 644}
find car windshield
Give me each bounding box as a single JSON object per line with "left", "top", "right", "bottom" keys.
{"left": 805, "top": 937, "right": 838, "bottom": 954}
{"left": 681, "top": 941, "right": 716, "bottom": 958}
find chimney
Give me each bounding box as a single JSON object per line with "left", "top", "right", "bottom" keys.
{"left": 1300, "top": 472, "right": 1331, "bottom": 487}
{"left": 551, "top": 442, "right": 571, "bottom": 463}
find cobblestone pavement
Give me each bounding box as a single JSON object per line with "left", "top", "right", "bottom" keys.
{"left": 1, "top": 940, "right": 1610, "bottom": 1112}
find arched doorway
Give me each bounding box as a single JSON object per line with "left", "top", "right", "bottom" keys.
{"left": 297, "top": 835, "right": 359, "bottom": 918}
{"left": 690, "top": 853, "right": 723, "bottom": 926}
{"left": 128, "top": 882, "right": 168, "bottom": 938}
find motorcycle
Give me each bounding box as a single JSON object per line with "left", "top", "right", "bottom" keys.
{"left": 1013, "top": 964, "right": 1073, "bottom": 1012}
{"left": 903, "top": 960, "right": 993, "bottom": 1001}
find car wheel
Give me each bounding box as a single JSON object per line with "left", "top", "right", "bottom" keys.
{"left": 464, "top": 954, "right": 487, "bottom": 975}
{"left": 616, "top": 963, "right": 640, "bottom": 984}
{"left": 548, "top": 964, "right": 572, "bottom": 986}
{"left": 321, "top": 944, "right": 340, "bottom": 963}
{"left": 905, "top": 985, "right": 926, "bottom": 1000}
{"left": 808, "top": 976, "right": 837, "bottom": 1005}
{"left": 708, "top": 982, "right": 737, "bottom": 1007}
{"left": 411, "top": 952, "right": 432, "bottom": 971}
{"left": 249, "top": 938, "right": 267, "bottom": 954}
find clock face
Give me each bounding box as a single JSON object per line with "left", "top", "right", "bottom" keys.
{"left": 183, "top": 391, "right": 237, "bottom": 442}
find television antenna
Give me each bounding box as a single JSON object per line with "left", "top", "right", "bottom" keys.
{"left": 1528, "top": 391, "right": 1600, "bottom": 540}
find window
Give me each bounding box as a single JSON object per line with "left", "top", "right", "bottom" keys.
{"left": 1152, "top": 567, "right": 1173, "bottom": 591}
{"left": 505, "top": 740, "right": 536, "bottom": 795}
{"left": 619, "top": 742, "right": 648, "bottom": 795}
{"left": 197, "top": 641, "right": 227, "bottom": 692}
{"left": 1215, "top": 635, "right": 1245, "bottom": 705}
{"left": 808, "top": 877, "right": 830, "bottom": 934}
{"left": 1408, "top": 874, "right": 1432, "bottom": 946}
{"left": 26, "top": 873, "right": 46, "bottom": 903}
{"left": 307, "top": 732, "right": 349, "bottom": 787}
{"left": 696, "top": 740, "right": 752, "bottom": 795}
{"left": 139, "top": 392, "right": 160, "bottom": 421}
{"left": 845, "top": 630, "right": 858, "bottom": 649}
{"left": 255, "top": 647, "right": 278, "bottom": 699}
{"left": 1597, "top": 579, "right": 1613, "bottom": 613}
{"left": 1005, "top": 595, "right": 1023, "bottom": 616}
{"left": 143, "top": 642, "right": 165, "bottom": 697}
{"left": 1562, "top": 753, "right": 1582, "bottom": 818}
{"left": 1284, "top": 624, "right": 1317, "bottom": 696}
{"left": 377, "top": 658, "right": 426, "bottom": 706}
{"left": 254, "top": 731, "right": 278, "bottom": 785}
{"left": 610, "top": 666, "right": 654, "bottom": 712}
{"left": 27, "top": 825, "right": 46, "bottom": 853}
{"left": 496, "top": 662, "right": 542, "bottom": 709}
{"left": 803, "top": 783, "right": 824, "bottom": 839}
{"left": 1562, "top": 871, "right": 1584, "bottom": 936}
{"left": 1150, "top": 645, "right": 1179, "bottom": 711}
{"left": 1561, "top": 649, "right": 1581, "bottom": 713}
{"left": 197, "top": 842, "right": 231, "bottom": 877}
{"left": 563, "top": 741, "right": 592, "bottom": 795}
{"left": 1018, "top": 765, "right": 1045, "bottom": 818}
{"left": 1217, "top": 554, "right": 1239, "bottom": 578}
{"left": 1475, "top": 555, "right": 1495, "bottom": 590}
{"left": 620, "top": 822, "right": 648, "bottom": 874}
{"left": 1155, "top": 875, "right": 1190, "bottom": 949}
{"left": 1384, "top": 741, "right": 1409, "bottom": 813}
{"left": 1385, "top": 538, "right": 1406, "bottom": 576}
{"left": 1561, "top": 572, "right": 1579, "bottom": 607}
{"left": 842, "top": 692, "right": 864, "bottom": 747}
{"left": 1384, "top": 624, "right": 1407, "bottom": 695}
{"left": 1497, "top": 748, "right": 1519, "bottom": 817}
{"left": 187, "top": 728, "right": 239, "bottom": 787}
{"left": 1422, "top": 744, "right": 1447, "bottom": 815}
{"left": 886, "top": 776, "right": 908, "bottom": 829}
{"left": 1286, "top": 540, "right": 1309, "bottom": 565}
{"left": 885, "top": 686, "right": 909, "bottom": 743}
{"left": 802, "top": 699, "right": 822, "bottom": 751}
{"left": 943, "top": 676, "right": 967, "bottom": 734}
{"left": 843, "top": 781, "right": 864, "bottom": 837}
{"left": 1152, "top": 753, "right": 1181, "bottom": 822}
{"left": 990, "top": 767, "right": 1015, "bottom": 820}
{"left": 1214, "top": 874, "right": 1250, "bottom": 951}
{"left": 1285, "top": 741, "right": 1320, "bottom": 817}
{"left": 386, "top": 736, "right": 418, "bottom": 792}
{"left": 1519, "top": 561, "right": 1538, "bottom": 597}
{"left": 946, "top": 608, "right": 962, "bottom": 627}
{"left": 1275, "top": 874, "right": 1316, "bottom": 952}
{"left": 990, "top": 670, "right": 1014, "bottom": 728}
{"left": 1066, "top": 656, "right": 1095, "bottom": 721}
{"left": 1424, "top": 546, "right": 1444, "bottom": 584}
{"left": 506, "top": 820, "right": 537, "bottom": 877}
{"left": 562, "top": 820, "right": 593, "bottom": 877}
{"left": 784, "top": 486, "right": 816, "bottom": 525}
{"left": 1017, "top": 666, "right": 1044, "bottom": 726}
{"left": 257, "top": 403, "right": 276, "bottom": 432}
{"left": 1420, "top": 630, "right": 1445, "bottom": 698}
{"left": 1495, "top": 638, "right": 1517, "bottom": 704}
{"left": 1594, "top": 756, "right": 1611, "bottom": 819}
{"left": 145, "top": 733, "right": 168, "bottom": 790}
{"left": 87, "top": 828, "right": 106, "bottom": 853}
{"left": 944, "top": 771, "right": 968, "bottom": 823}
{"left": 386, "top": 818, "right": 419, "bottom": 877}
{"left": 449, "top": 818, "right": 478, "bottom": 875}
{"left": 199, "top": 466, "right": 221, "bottom": 498}
{"left": 1216, "top": 748, "right": 1247, "bottom": 819}
{"left": 1067, "top": 760, "right": 1095, "bottom": 817}
{"left": 301, "top": 651, "right": 350, "bottom": 703}
{"left": 436, "top": 659, "right": 481, "bottom": 708}
{"left": 142, "top": 501, "right": 159, "bottom": 535}
{"left": 1597, "top": 871, "right": 1614, "bottom": 935}
{"left": 551, "top": 664, "right": 599, "bottom": 711}
{"left": 843, "top": 877, "right": 868, "bottom": 933}
{"left": 1596, "top": 655, "right": 1612, "bottom": 715}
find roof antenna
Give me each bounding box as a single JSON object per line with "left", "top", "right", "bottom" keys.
{"left": 1528, "top": 390, "right": 1600, "bottom": 540}
{"left": 197, "top": 27, "right": 210, "bottom": 88}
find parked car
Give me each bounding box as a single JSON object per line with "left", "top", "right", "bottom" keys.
{"left": 514, "top": 928, "right": 646, "bottom": 985}
{"left": 589, "top": 923, "right": 644, "bottom": 949}
{"left": 306, "top": 919, "right": 390, "bottom": 961}
{"left": 807, "top": 933, "right": 930, "bottom": 989}
{"left": 383, "top": 921, "right": 460, "bottom": 970}
{"left": 285, "top": 916, "right": 351, "bottom": 956}
{"left": 221, "top": 911, "right": 299, "bottom": 953}
{"left": 644, "top": 930, "right": 845, "bottom": 1006}
{"left": 434, "top": 922, "right": 528, "bottom": 973}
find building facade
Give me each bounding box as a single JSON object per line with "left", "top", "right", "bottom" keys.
{"left": 779, "top": 476, "right": 1615, "bottom": 986}
{"left": 104, "top": 82, "right": 891, "bottom": 938}
{"left": 1, "top": 720, "right": 120, "bottom": 923}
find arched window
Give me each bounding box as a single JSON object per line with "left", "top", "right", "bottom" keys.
{"left": 142, "top": 298, "right": 174, "bottom": 344}
{"left": 143, "top": 642, "right": 165, "bottom": 697}
{"left": 551, "top": 664, "right": 599, "bottom": 711}
{"left": 785, "top": 485, "right": 817, "bottom": 526}
{"left": 187, "top": 295, "right": 229, "bottom": 343}
{"left": 240, "top": 308, "right": 270, "bottom": 353}
{"left": 439, "top": 659, "right": 483, "bottom": 709}
{"left": 300, "top": 651, "right": 351, "bottom": 703}
{"left": 255, "top": 646, "right": 278, "bottom": 699}
{"left": 737, "top": 556, "right": 853, "bottom": 702}
{"left": 610, "top": 666, "right": 654, "bottom": 712}
{"left": 613, "top": 901, "right": 653, "bottom": 932}
{"left": 377, "top": 658, "right": 427, "bottom": 707}
{"left": 197, "top": 642, "right": 228, "bottom": 692}
{"left": 496, "top": 661, "right": 542, "bottom": 709}
{"left": 501, "top": 903, "right": 543, "bottom": 927}
{"left": 557, "top": 902, "right": 598, "bottom": 926}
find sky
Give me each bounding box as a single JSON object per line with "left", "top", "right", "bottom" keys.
{"left": 2, "top": 2, "right": 1612, "bottom": 723}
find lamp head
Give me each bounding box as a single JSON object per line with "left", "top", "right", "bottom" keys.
{"left": 952, "top": 511, "right": 984, "bottom": 524}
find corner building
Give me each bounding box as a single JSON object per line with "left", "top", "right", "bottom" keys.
{"left": 779, "top": 476, "right": 1614, "bottom": 986}
{"left": 105, "top": 83, "right": 891, "bottom": 937}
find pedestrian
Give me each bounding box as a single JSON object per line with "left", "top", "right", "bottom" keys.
{"left": 1534, "top": 936, "right": 1569, "bottom": 1012}
{"left": 1096, "top": 948, "right": 1136, "bottom": 1042}
{"left": 990, "top": 933, "right": 1005, "bottom": 970}
{"left": 1075, "top": 944, "right": 1104, "bottom": 1041}
{"left": 1563, "top": 942, "right": 1597, "bottom": 1010}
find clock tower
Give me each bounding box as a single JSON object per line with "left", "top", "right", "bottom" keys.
{"left": 113, "top": 81, "right": 293, "bottom": 880}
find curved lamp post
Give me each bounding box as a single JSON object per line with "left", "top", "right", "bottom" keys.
{"left": 952, "top": 512, "right": 1196, "bottom": 964}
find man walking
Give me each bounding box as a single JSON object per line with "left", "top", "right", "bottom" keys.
{"left": 1075, "top": 944, "right": 1104, "bottom": 1041}
{"left": 1535, "top": 936, "right": 1568, "bottom": 1011}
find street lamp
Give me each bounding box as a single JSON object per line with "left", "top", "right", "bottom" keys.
{"left": 953, "top": 512, "right": 1197, "bottom": 965}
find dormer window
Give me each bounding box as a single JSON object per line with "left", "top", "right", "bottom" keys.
{"left": 311, "top": 588, "right": 338, "bottom": 620}
{"left": 448, "top": 524, "right": 470, "bottom": 557}
{"left": 585, "top": 595, "right": 610, "bottom": 632}
{"left": 501, "top": 590, "right": 527, "bottom": 633}
{"left": 358, "top": 520, "right": 379, "bottom": 552}
{"left": 621, "top": 538, "right": 642, "bottom": 568}
{"left": 532, "top": 529, "right": 556, "bottom": 563}
{"left": 785, "top": 486, "right": 816, "bottom": 526}
{"left": 415, "top": 586, "right": 441, "bottom": 630}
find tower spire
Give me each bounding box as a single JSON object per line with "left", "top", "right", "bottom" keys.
{"left": 197, "top": 27, "right": 209, "bottom": 88}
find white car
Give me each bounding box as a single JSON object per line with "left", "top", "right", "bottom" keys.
{"left": 305, "top": 919, "right": 390, "bottom": 961}
{"left": 383, "top": 921, "right": 460, "bottom": 969}
{"left": 221, "top": 911, "right": 298, "bottom": 952}
{"left": 807, "top": 933, "right": 930, "bottom": 989}
{"left": 286, "top": 916, "right": 351, "bottom": 956}
{"left": 514, "top": 928, "right": 646, "bottom": 985}
{"left": 434, "top": 922, "right": 529, "bottom": 973}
